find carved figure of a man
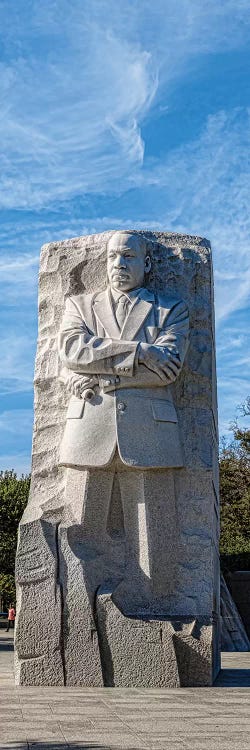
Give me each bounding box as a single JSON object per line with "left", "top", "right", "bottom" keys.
{"left": 59, "top": 231, "right": 189, "bottom": 612}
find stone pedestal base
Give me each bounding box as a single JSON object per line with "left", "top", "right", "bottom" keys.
{"left": 96, "top": 589, "right": 220, "bottom": 687}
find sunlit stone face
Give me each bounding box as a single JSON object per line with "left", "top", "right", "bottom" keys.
{"left": 107, "top": 232, "right": 151, "bottom": 292}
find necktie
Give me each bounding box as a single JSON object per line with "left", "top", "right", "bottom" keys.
{"left": 115, "top": 294, "right": 130, "bottom": 329}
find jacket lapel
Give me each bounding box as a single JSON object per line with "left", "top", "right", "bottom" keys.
{"left": 121, "top": 289, "right": 155, "bottom": 340}
{"left": 93, "top": 289, "right": 121, "bottom": 339}
{"left": 93, "top": 287, "right": 155, "bottom": 341}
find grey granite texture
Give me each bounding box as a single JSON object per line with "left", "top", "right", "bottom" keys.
{"left": 15, "top": 230, "right": 220, "bottom": 686}
{"left": 96, "top": 588, "right": 214, "bottom": 687}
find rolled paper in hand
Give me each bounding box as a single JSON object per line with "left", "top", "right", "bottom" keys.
{"left": 81, "top": 387, "right": 95, "bottom": 401}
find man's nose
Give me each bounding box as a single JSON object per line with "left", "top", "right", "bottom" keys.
{"left": 114, "top": 255, "right": 126, "bottom": 268}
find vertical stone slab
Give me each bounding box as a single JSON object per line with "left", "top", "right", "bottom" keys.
{"left": 15, "top": 230, "right": 220, "bottom": 685}
{"left": 15, "top": 520, "right": 64, "bottom": 685}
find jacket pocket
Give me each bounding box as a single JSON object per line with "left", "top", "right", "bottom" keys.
{"left": 66, "top": 397, "right": 85, "bottom": 419}
{"left": 151, "top": 400, "right": 177, "bottom": 423}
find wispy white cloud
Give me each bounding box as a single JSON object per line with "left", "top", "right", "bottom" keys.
{"left": 134, "top": 108, "right": 250, "bottom": 325}
{"left": 0, "top": 255, "right": 37, "bottom": 398}
{"left": 0, "top": 410, "right": 33, "bottom": 474}
{"left": 217, "top": 333, "right": 246, "bottom": 354}
{"left": 0, "top": 334, "right": 35, "bottom": 394}
{"left": 0, "top": 409, "right": 33, "bottom": 436}
{"left": 0, "top": 3, "right": 157, "bottom": 208}
{"left": 0, "top": 1, "right": 249, "bottom": 208}
{"left": 0, "top": 253, "right": 38, "bottom": 284}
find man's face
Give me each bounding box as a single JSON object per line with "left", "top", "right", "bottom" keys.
{"left": 107, "top": 233, "right": 150, "bottom": 292}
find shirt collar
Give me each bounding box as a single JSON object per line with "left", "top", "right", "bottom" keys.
{"left": 110, "top": 286, "right": 149, "bottom": 303}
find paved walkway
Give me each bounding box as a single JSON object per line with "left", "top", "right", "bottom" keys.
{"left": 0, "top": 632, "right": 249, "bottom": 750}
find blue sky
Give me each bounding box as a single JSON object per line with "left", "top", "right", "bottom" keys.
{"left": 0, "top": 0, "right": 249, "bottom": 474}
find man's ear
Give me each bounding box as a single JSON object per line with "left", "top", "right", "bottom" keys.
{"left": 144, "top": 255, "right": 151, "bottom": 274}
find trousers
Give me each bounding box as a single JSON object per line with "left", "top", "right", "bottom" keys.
{"left": 6, "top": 620, "right": 15, "bottom": 631}
{"left": 63, "top": 452, "right": 179, "bottom": 615}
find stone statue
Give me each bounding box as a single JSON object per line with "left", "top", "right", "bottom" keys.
{"left": 57, "top": 229, "right": 189, "bottom": 623}
{"left": 15, "top": 229, "right": 221, "bottom": 688}
{"left": 59, "top": 231, "right": 189, "bottom": 471}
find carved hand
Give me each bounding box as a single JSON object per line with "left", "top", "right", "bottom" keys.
{"left": 138, "top": 343, "right": 181, "bottom": 380}
{"left": 59, "top": 369, "right": 98, "bottom": 399}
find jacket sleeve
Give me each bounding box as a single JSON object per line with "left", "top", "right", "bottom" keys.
{"left": 58, "top": 296, "right": 138, "bottom": 376}
{"left": 124, "top": 298, "right": 189, "bottom": 386}
{"left": 101, "top": 299, "right": 189, "bottom": 390}
{"left": 148, "top": 298, "right": 189, "bottom": 383}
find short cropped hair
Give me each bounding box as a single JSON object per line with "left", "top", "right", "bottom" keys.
{"left": 107, "top": 230, "right": 152, "bottom": 257}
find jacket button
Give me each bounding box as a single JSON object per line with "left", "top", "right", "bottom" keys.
{"left": 117, "top": 402, "right": 126, "bottom": 411}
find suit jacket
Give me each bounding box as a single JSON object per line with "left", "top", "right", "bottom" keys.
{"left": 58, "top": 287, "right": 189, "bottom": 469}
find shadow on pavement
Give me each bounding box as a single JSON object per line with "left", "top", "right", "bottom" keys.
{"left": 0, "top": 634, "right": 14, "bottom": 652}
{"left": 1, "top": 742, "right": 116, "bottom": 750}
{"left": 214, "top": 668, "right": 250, "bottom": 687}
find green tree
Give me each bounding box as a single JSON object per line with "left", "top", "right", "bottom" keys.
{"left": 0, "top": 470, "right": 30, "bottom": 608}
{"left": 220, "top": 399, "right": 250, "bottom": 571}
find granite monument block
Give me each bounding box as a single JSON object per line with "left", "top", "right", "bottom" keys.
{"left": 15, "top": 230, "right": 220, "bottom": 686}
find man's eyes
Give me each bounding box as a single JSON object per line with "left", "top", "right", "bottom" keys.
{"left": 108, "top": 253, "right": 134, "bottom": 259}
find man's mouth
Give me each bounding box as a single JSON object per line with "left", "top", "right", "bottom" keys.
{"left": 112, "top": 273, "right": 129, "bottom": 279}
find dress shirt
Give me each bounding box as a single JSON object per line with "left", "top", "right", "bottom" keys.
{"left": 110, "top": 287, "right": 144, "bottom": 330}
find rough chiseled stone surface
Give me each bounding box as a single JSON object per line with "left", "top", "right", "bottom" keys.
{"left": 96, "top": 588, "right": 214, "bottom": 688}
{"left": 15, "top": 230, "right": 220, "bottom": 686}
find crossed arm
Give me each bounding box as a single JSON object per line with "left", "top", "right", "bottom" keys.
{"left": 59, "top": 295, "right": 189, "bottom": 396}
